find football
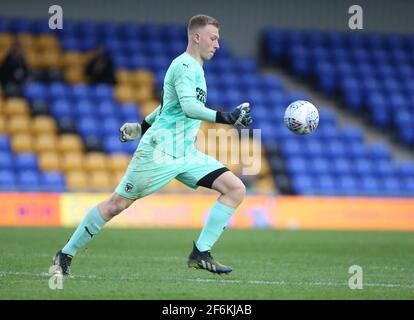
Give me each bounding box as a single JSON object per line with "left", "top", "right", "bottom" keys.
{"left": 284, "top": 100, "right": 319, "bottom": 135}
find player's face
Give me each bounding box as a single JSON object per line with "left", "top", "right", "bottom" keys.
{"left": 198, "top": 24, "right": 220, "bottom": 61}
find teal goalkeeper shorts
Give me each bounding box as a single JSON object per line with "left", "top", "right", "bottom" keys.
{"left": 115, "top": 143, "right": 226, "bottom": 200}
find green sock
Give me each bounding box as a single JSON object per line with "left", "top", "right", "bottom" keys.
{"left": 196, "top": 201, "right": 236, "bottom": 252}
{"left": 62, "top": 206, "right": 106, "bottom": 257}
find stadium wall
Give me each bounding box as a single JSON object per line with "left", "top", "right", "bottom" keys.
{"left": 1, "top": 193, "right": 413, "bottom": 231}
{"left": 0, "top": 0, "right": 413, "bottom": 58}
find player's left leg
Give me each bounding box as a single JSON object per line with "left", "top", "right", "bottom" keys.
{"left": 176, "top": 151, "right": 246, "bottom": 274}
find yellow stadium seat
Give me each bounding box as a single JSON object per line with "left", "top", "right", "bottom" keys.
{"left": 57, "top": 134, "right": 84, "bottom": 153}
{"left": 66, "top": 170, "right": 88, "bottom": 191}
{"left": 25, "top": 51, "right": 42, "bottom": 69}
{"left": 38, "top": 151, "right": 61, "bottom": 171}
{"left": 12, "top": 133, "right": 33, "bottom": 153}
{"left": 116, "top": 70, "right": 132, "bottom": 84}
{"left": 130, "top": 70, "right": 155, "bottom": 87}
{"left": 84, "top": 152, "right": 107, "bottom": 171}
{"left": 38, "top": 51, "right": 62, "bottom": 69}
{"left": 16, "top": 33, "right": 34, "bottom": 49}
{"left": 132, "top": 85, "right": 154, "bottom": 104}
{"left": 4, "top": 98, "right": 30, "bottom": 116}
{"left": 140, "top": 100, "right": 160, "bottom": 117}
{"left": 65, "top": 66, "right": 87, "bottom": 84}
{"left": 61, "top": 151, "right": 84, "bottom": 172}
{"left": 0, "top": 33, "right": 14, "bottom": 49}
{"left": 0, "top": 116, "right": 5, "bottom": 133}
{"left": 114, "top": 84, "right": 134, "bottom": 103}
{"left": 32, "top": 116, "right": 57, "bottom": 134}
{"left": 89, "top": 170, "right": 112, "bottom": 190}
{"left": 108, "top": 153, "right": 130, "bottom": 172}
{"left": 112, "top": 170, "right": 125, "bottom": 186}
{"left": 62, "top": 52, "right": 87, "bottom": 68}
{"left": 34, "top": 133, "right": 58, "bottom": 153}
{"left": 7, "top": 115, "right": 30, "bottom": 134}
{"left": 36, "top": 35, "right": 59, "bottom": 51}
{"left": 252, "top": 176, "right": 276, "bottom": 192}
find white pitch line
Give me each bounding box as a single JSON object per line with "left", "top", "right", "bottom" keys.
{"left": 186, "top": 277, "right": 414, "bottom": 289}
{"left": 2, "top": 271, "right": 413, "bottom": 290}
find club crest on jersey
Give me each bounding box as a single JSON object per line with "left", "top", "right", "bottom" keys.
{"left": 125, "top": 183, "right": 134, "bottom": 192}
{"left": 196, "top": 87, "right": 206, "bottom": 104}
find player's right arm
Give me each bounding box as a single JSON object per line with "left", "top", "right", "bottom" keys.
{"left": 119, "top": 105, "right": 160, "bottom": 142}
{"left": 175, "top": 64, "right": 252, "bottom": 127}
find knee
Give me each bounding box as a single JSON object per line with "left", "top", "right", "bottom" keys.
{"left": 229, "top": 181, "right": 246, "bottom": 205}
{"left": 100, "top": 195, "right": 131, "bottom": 219}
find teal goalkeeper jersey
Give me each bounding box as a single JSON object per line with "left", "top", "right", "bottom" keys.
{"left": 139, "top": 52, "right": 215, "bottom": 158}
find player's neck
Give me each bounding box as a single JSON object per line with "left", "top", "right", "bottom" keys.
{"left": 186, "top": 47, "right": 204, "bottom": 66}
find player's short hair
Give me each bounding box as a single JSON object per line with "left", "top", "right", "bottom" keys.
{"left": 188, "top": 14, "right": 219, "bottom": 32}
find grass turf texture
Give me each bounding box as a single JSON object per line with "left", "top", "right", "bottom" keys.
{"left": 0, "top": 227, "right": 413, "bottom": 299}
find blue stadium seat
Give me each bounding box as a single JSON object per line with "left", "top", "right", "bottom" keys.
{"left": 103, "top": 135, "right": 128, "bottom": 153}
{"left": 71, "top": 85, "right": 91, "bottom": 100}
{"left": 337, "top": 175, "right": 358, "bottom": 195}
{"left": 102, "top": 117, "right": 123, "bottom": 135}
{"left": 352, "top": 159, "right": 373, "bottom": 176}
{"left": 24, "top": 83, "right": 48, "bottom": 101}
{"left": 16, "top": 170, "right": 40, "bottom": 189}
{"left": 49, "top": 82, "right": 70, "bottom": 101}
{"left": 77, "top": 117, "right": 102, "bottom": 138}
{"left": 51, "top": 99, "right": 74, "bottom": 119}
{"left": 0, "top": 170, "right": 15, "bottom": 189}
{"left": 360, "top": 175, "right": 380, "bottom": 195}
{"left": 291, "top": 173, "right": 314, "bottom": 195}
{"left": 367, "top": 143, "right": 392, "bottom": 162}
{"left": 32, "top": 19, "right": 52, "bottom": 34}
{"left": 381, "top": 176, "right": 401, "bottom": 196}
{"left": 332, "top": 158, "right": 352, "bottom": 176}
{"left": 341, "top": 125, "right": 364, "bottom": 143}
{"left": 42, "top": 172, "right": 66, "bottom": 191}
{"left": 9, "top": 18, "right": 33, "bottom": 33}
{"left": 396, "top": 161, "right": 414, "bottom": 178}
{"left": 286, "top": 157, "right": 307, "bottom": 175}
{"left": 0, "top": 152, "right": 13, "bottom": 170}
{"left": 74, "top": 99, "right": 98, "bottom": 118}
{"left": 15, "top": 153, "right": 38, "bottom": 171}
{"left": 0, "top": 135, "right": 11, "bottom": 152}
{"left": 97, "top": 101, "right": 118, "bottom": 118}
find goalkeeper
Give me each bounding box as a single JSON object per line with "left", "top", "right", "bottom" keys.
{"left": 53, "top": 14, "right": 252, "bottom": 275}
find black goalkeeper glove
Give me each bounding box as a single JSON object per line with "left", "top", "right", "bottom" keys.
{"left": 216, "top": 102, "right": 252, "bottom": 127}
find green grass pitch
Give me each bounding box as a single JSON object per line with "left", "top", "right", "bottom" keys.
{"left": 0, "top": 227, "right": 413, "bottom": 299}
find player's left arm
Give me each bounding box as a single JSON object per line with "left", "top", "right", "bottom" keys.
{"left": 176, "top": 64, "right": 252, "bottom": 127}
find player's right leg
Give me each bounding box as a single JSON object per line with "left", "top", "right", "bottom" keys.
{"left": 53, "top": 143, "right": 178, "bottom": 276}
{"left": 53, "top": 192, "right": 134, "bottom": 276}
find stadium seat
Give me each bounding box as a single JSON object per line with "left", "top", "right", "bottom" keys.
{"left": 7, "top": 115, "right": 31, "bottom": 134}
{"left": 66, "top": 170, "right": 88, "bottom": 190}
{"left": 31, "top": 116, "right": 57, "bottom": 135}
{"left": 11, "top": 133, "right": 33, "bottom": 153}
{"left": 38, "top": 151, "right": 61, "bottom": 172}
{"left": 60, "top": 151, "right": 84, "bottom": 172}
{"left": 84, "top": 152, "right": 107, "bottom": 171}
{"left": 3, "top": 98, "right": 30, "bottom": 116}
{"left": 42, "top": 171, "right": 66, "bottom": 191}
{"left": 34, "top": 133, "right": 58, "bottom": 153}
{"left": 108, "top": 153, "right": 130, "bottom": 172}
{"left": 89, "top": 170, "right": 113, "bottom": 190}
{"left": 0, "top": 170, "right": 15, "bottom": 189}
{"left": 0, "top": 151, "right": 13, "bottom": 170}
{"left": 15, "top": 153, "right": 38, "bottom": 171}
{"left": 57, "top": 134, "right": 84, "bottom": 153}
{"left": 0, "top": 135, "right": 11, "bottom": 151}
